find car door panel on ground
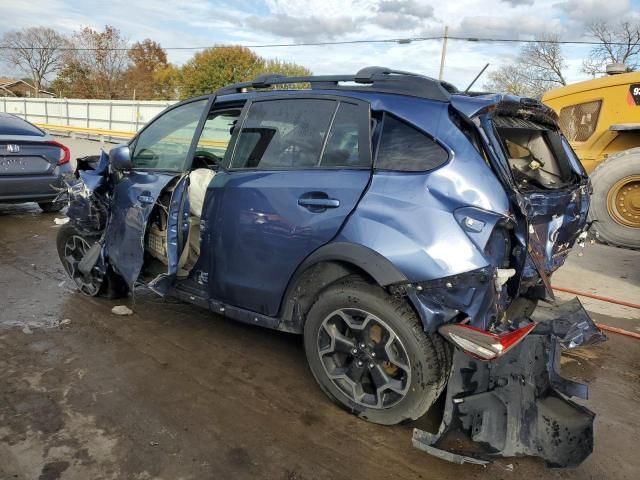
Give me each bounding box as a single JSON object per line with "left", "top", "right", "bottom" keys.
{"left": 208, "top": 96, "right": 372, "bottom": 316}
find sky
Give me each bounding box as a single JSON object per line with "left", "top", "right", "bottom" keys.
{"left": 1, "top": 0, "right": 639, "bottom": 89}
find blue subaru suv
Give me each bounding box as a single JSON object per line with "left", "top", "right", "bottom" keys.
{"left": 58, "top": 67, "right": 604, "bottom": 467}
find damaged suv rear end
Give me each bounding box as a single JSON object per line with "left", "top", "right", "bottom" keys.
{"left": 58, "top": 67, "right": 604, "bottom": 468}
{"left": 407, "top": 93, "right": 605, "bottom": 466}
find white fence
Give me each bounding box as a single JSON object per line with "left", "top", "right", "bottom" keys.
{"left": 0, "top": 97, "right": 177, "bottom": 134}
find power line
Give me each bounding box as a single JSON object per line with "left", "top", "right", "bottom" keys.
{"left": 0, "top": 35, "right": 634, "bottom": 51}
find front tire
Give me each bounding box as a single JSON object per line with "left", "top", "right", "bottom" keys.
{"left": 56, "top": 223, "right": 128, "bottom": 298}
{"left": 303, "top": 277, "right": 451, "bottom": 425}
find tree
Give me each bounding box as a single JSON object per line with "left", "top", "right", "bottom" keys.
{"left": 484, "top": 64, "right": 533, "bottom": 97}
{"left": 583, "top": 21, "right": 640, "bottom": 75}
{"left": 125, "top": 39, "right": 169, "bottom": 99}
{"left": 52, "top": 25, "right": 129, "bottom": 99}
{"left": 178, "top": 45, "right": 312, "bottom": 98}
{"left": 178, "top": 46, "right": 265, "bottom": 98}
{"left": 260, "top": 58, "right": 312, "bottom": 89}
{"left": 262, "top": 58, "right": 312, "bottom": 77}
{"left": 520, "top": 35, "right": 566, "bottom": 87}
{"left": 0, "top": 27, "right": 68, "bottom": 97}
{"left": 153, "top": 64, "right": 181, "bottom": 100}
{"left": 484, "top": 35, "right": 567, "bottom": 98}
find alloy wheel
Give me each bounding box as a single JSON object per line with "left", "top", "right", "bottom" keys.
{"left": 62, "top": 235, "right": 103, "bottom": 296}
{"left": 316, "top": 308, "right": 411, "bottom": 409}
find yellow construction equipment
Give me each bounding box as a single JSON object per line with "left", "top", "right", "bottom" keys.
{"left": 543, "top": 71, "right": 640, "bottom": 249}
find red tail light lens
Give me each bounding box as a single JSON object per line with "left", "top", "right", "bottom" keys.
{"left": 439, "top": 322, "right": 536, "bottom": 361}
{"left": 48, "top": 140, "right": 71, "bottom": 166}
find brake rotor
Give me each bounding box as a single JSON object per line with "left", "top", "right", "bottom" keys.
{"left": 369, "top": 323, "right": 399, "bottom": 376}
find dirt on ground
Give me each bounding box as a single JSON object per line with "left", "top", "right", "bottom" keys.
{"left": 1, "top": 202, "right": 639, "bottom": 480}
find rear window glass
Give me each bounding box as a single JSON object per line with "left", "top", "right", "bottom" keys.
{"left": 558, "top": 101, "right": 601, "bottom": 142}
{"left": 375, "top": 115, "right": 448, "bottom": 171}
{"left": 0, "top": 113, "right": 44, "bottom": 137}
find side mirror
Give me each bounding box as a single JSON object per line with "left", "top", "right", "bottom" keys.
{"left": 109, "top": 145, "right": 132, "bottom": 171}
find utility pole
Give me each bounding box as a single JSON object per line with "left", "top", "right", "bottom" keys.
{"left": 439, "top": 25, "right": 449, "bottom": 81}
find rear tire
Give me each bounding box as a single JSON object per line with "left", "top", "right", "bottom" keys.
{"left": 39, "top": 201, "right": 64, "bottom": 213}
{"left": 303, "top": 276, "right": 451, "bottom": 425}
{"left": 589, "top": 150, "right": 640, "bottom": 249}
{"left": 56, "top": 223, "right": 128, "bottom": 299}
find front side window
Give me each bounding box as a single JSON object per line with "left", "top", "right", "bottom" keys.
{"left": 558, "top": 100, "right": 602, "bottom": 142}
{"left": 192, "top": 109, "right": 240, "bottom": 168}
{"left": 131, "top": 99, "right": 208, "bottom": 170}
{"left": 230, "top": 98, "right": 336, "bottom": 169}
{"left": 375, "top": 115, "right": 448, "bottom": 171}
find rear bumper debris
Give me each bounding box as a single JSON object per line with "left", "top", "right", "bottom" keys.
{"left": 413, "top": 298, "right": 606, "bottom": 468}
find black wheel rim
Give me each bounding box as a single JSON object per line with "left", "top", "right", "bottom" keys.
{"left": 62, "top": 235, "right": 102, "bottom": 296}
{"left": 317, "top": 308, "right": 411, "bottom": 409}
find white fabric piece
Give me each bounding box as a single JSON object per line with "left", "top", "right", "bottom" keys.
{"left": 189, "top": 168, "right": 216, "bottom": 217}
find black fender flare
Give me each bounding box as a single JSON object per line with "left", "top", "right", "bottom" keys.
{"left": 299, "top": 242, "right": 409, "bottom": 286}
{"left": 277, "top": 242, "right": 409, "bottom": 332}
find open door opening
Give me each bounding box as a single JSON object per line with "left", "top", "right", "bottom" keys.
{"left": 142, "top": 168, "right": 215, "bottom": 285}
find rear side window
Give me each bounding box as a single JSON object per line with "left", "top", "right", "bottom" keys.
{"left": 230, "top": 99, "right": 335, "bottom": 169}
{"left": 230, "top": 98, "right": 370, "bottom": 169}
{"left": 320, "top": 102, "right": 370, "bottom": 167}
{"left": 375, "top": 115, "right": 448, "bottom": 171}
{"left": 558, "top": 100, "right": 601, "bottom": 142}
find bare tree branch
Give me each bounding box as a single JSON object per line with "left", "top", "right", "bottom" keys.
{"left": 583, "top": 21, "right": 640, "bottom": 76}
{"left": 520, "top": 34, "right": 567, "bottom": 86}
{"left": 484, "top": 35, "right": 567, "bottom": 98}
{"left": 52, "top": 26, "right": 129, "bottom": 99}
{"left": 0, "top": 27, "right": 68, "bottom": 96}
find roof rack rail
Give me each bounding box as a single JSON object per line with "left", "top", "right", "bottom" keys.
{"left": 216, "top": 66, "right": 452, "bottom": 102}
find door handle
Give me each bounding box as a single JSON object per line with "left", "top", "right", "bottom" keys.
{"left": 298, "top": 197, "right": 340, "bottom": 209}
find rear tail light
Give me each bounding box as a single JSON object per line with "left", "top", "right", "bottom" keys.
{"left": 439, "top": 322, "right": 536, "bottom": 360}
{"left": 48, "top": 140, "right": 71, "bottom": 166}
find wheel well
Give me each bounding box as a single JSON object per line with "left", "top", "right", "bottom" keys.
{"left": 278, "top": 261, "right": 376, "bottom": 333}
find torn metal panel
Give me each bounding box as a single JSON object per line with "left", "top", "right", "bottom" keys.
{"left": 104, "top": 171, "right": 177, "bottom": 287}
{"left": 66, "top": 152, "right": 112, "bottom": 234}
{"left": 413, "top": 298, "right": 605, "bottom": 468}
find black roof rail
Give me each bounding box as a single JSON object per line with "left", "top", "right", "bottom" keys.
{"left": 216, "top": 66, "right": 452, "bottom": 102}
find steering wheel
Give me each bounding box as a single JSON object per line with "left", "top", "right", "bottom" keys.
{"left": 193, "top": 149, "right": 222, "bottom": 168}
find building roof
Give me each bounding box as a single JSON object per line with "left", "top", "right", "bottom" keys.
{"left": 0, "top": 77, "right": 55, "bottom": 97}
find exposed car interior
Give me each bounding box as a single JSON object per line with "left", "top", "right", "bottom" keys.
{"left": 142, "top": 109, "right": 240, "bottom": 279}
{"left": 495, "top": 119, "right": 574, "bottom": 190}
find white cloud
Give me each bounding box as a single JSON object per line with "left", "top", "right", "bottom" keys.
{"left": 502, "top": 0, "right": 535, "bottom": 5}
{"left": 457, "top": 14, "right": 564, "bottom": 39}
{"left": 556, "top": 0, "right": 631, "bottom": 23}
{"left": 373, "top": 0, "right": 435, "bottom": 29}
{"left": 1, "top": 0, "right": 639, "bottom": 87}
{"left": 246, "top": 14, "right": 361, "bottom": 41}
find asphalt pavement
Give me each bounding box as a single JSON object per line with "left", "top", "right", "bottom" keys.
{"left": 0, "top": 138, "right": 638, "bottom": 480}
